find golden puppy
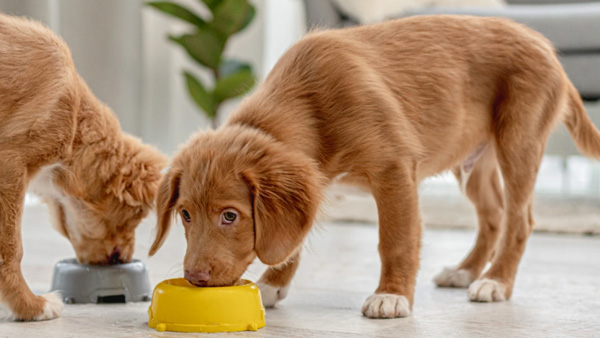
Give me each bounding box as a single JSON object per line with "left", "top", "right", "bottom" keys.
{"left": 0, "top": 14, "right": 166, "bottom": 320}
{"left": 150, "top": 15, "right": 600, "bottom": 318}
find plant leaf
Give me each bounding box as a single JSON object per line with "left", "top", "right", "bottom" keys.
{"left": 200, "top": 0, "right": 223, "bottom": 11}
{"left": 147, "top": 2, "right": 206, "bottom": 28}
{"left": 184, "top": 71, "right": 216, "bottom": 118}
{"left": 210, "top": 0, "right": 255, "bottom": 38}
{"left": 219, "top": 59, "right": 252, "bottom": 77}
{"left": 170, "top": 31, "right": 225, "bottom": 69}
{"left": 237, "top": 3, "right": 255, "bottom": 33}
{"left": 213, "top": 69, "right": 255, "bottom": 103}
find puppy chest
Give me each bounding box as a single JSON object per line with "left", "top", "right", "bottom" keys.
{"left": 29, "top": 163, "right": 65, "bottom": 200}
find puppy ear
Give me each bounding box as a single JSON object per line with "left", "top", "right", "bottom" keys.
{"left": 245, "top": 150, "right": 323, "bottom": 266}
{"left": 44, "top": 198, "right": 70, "bottom": 239}
{"left": 109, "top": 143, "right": 166, "bottom": 208}
{"left": 148, "top": 169, "right": 181, "bottom": 256}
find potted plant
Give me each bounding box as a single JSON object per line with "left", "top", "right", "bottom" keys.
{"left": 148, "top": 0, "right": 256, "bottom": 128}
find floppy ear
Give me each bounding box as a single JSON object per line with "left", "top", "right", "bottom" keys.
{"left": 44, "top": 198, "right": 70, "bottom": 239}
{"left": 244, "top": 150, "right": 324, "bottom": 266}
{"left": 148, "top": 169, "right": 181, "bottom": 256}
{"left": 109, "top": 139, "right": 167, "bottom": 208}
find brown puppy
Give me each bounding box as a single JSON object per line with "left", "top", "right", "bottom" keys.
{"left": 150, "top": 15, "right": 600, "bottom": 318}
{"left": 0, "top": 15, "right": 166, "bottom": 320}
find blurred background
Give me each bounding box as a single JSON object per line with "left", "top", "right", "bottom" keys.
{"left": 2, "top": 0, "right": 599, "bottom": 234}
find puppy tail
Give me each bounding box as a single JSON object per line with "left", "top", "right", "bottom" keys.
{"left": 563, "top": 83, "right": 600, "bottom": 159}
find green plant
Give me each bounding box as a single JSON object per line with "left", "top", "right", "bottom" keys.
{"left": 148, "top": 0, "right": 256, "bottom": 128}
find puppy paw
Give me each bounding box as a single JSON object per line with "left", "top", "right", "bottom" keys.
{"left": 468, "top": 278, "right": 507, "bottom": 302}
{"left": 361, "top": 293, "right": 411, "bottom": 318}
{"left": 32, "top": 292, "right": 63, "bottom": 321}
{"left": 433, "top": 267, "right": 472, "bottom": 288}
{"left": 0, "top": 302, "right": 12, "bottom": 321}
{"left": 257, "top": 281, "right": 290, "bottom": 308}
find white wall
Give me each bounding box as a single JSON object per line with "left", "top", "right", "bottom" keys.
{"left": 263, "top": 0, "right": 306, "bottom": 78}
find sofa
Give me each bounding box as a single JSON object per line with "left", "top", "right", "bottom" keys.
{"left": 303, "top": 0, "right": 600, "bottom": 100}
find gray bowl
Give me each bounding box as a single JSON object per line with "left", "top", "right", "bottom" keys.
{"left": 50, "top": 258, "right": 152, "bottom": 304}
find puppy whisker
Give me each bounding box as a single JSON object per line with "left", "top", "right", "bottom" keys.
{"left": 165, "top": 262, "right": 184, "bottom": 279}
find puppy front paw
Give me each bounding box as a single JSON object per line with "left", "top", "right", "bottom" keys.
{"left": 257, "top": 281, "right": 290, "bottom": 308}
{"left": 433, "top": 267, "right": 473, "bottom": 288}
{"left": 468, "top": 278, "right": 507, "bottom": 302}
{"left": 361, "top": 293, "right": 411, "bottom": 318}
{"left": 3, "top": 292, "right": 63, "bottom": 321}
{"left": 32, "top": 292, "right": 63, "bottom": 321}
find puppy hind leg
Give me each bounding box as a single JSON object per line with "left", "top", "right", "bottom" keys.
{"left": 434, "top": 146, "right": 503, "bottom": 288}
{"left": 469, "top": 89, "right": 552, "bottom": 302}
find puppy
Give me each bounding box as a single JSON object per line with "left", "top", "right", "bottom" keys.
{"left": 0, "top": 14, "right": 166, "bottom": 320}
{"left": 149, "top": 15, "right": 600, "bottom": 318}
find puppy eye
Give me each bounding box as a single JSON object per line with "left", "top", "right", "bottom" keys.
{"left": 221, "top": 210, "right": 238, "bottom": 225}
{"left": 181, "top": 209, "right": 191, "bottom": 223}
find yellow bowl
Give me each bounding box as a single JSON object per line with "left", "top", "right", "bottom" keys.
{"left": 148, "top": 278, "right": 265, "bottom": 333}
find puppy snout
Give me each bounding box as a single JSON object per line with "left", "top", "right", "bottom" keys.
{"left": 185, "top": 269, "right": 211, "bottom": 287}
{"left": 107, "top": 247, "right": 122, "bottom": 265}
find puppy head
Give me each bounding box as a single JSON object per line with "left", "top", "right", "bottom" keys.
{"left": 50, "top": 135, "right": 167, "bottom": 265}
{"left": 149, "top": 126, "right": 323, "bottom": 286}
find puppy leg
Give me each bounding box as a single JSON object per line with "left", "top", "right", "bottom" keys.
{"left": 434, "top": 147, "right": 503, "bottom": 288}
{"left": 362, "top": 164, "right": 420, "bottom": 318}
{"left": 0, "top": 164, "right": 62, "bottom": 321}
{"left": 257, "top": 250, "right": 301, "bottom": 307}
{"left": 469, "top": 133, "right": 545, "bottom": 302}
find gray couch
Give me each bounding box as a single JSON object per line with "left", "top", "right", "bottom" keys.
{"left": 304, "top": 0, "right": 600, "bottom": 100}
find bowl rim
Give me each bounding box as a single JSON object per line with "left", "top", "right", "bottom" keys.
{"left": 55, "top": 258, "right": 145, "bottom": 267}
{"left": 157, "top": 278, "right": 256, "bottom": 291}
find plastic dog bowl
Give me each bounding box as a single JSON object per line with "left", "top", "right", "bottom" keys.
{"left": 50, "top": 258, "right": 152, "bottom": 304}
{"left": 148, "top": 278, "right": 266, "bottom": 333}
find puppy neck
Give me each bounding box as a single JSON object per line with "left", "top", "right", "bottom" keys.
{"left": 226, "top": 89, "right": 320, "bottom": 162}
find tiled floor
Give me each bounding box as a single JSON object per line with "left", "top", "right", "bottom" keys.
{"left": 1, "top": 204, "right": 600, "bottom": 337}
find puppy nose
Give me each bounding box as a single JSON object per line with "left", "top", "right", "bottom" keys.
{"left": 108, "top": 247, "right": 122, "bottom": 265}
{"left": 184, "top": 269, "right": 210, "bottom": 286}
